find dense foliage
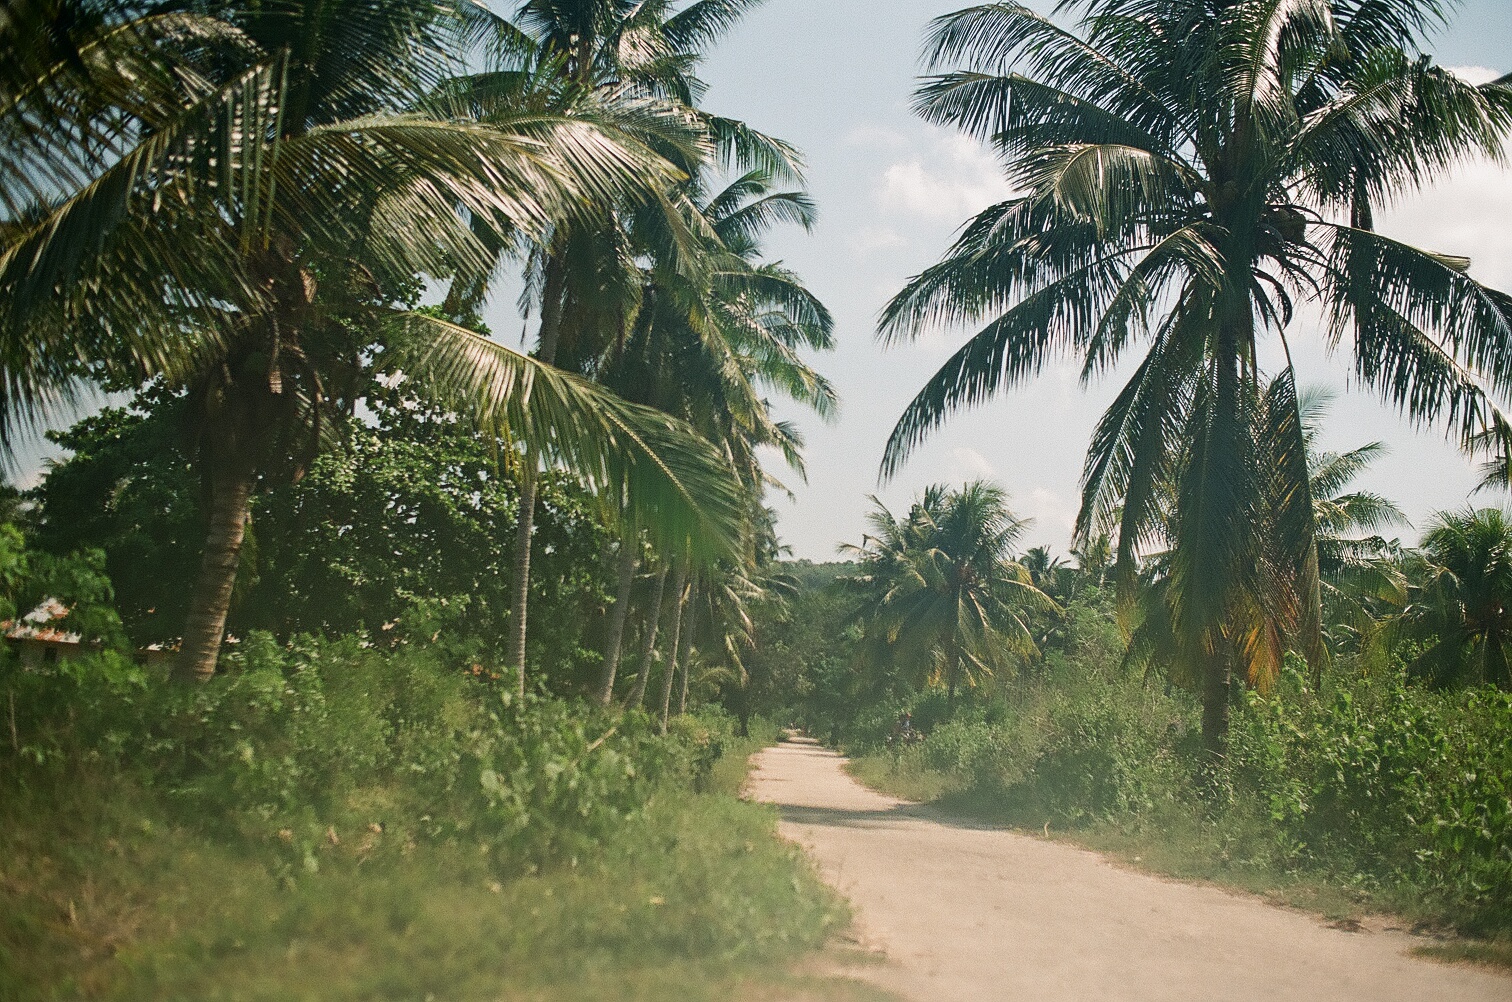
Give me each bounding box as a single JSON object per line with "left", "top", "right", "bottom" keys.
{"left": 4, "top": 0, "right": 1512, "bottom": 990}
{"left": 880, "top": 0, "right": 1512, "bottom": 752}
{"left": 4, "top": 632, "right": 730, "bottom": 871}
{"left": 0, "top": 0, "right": 847, "bottom": 995}
{"left": 851, "top": 652, "right": 1512, "bottom": 933}
{"left": 0, "top": 628, "right": 841, "bottom": 1000}
{"left": 32, "top": 392, "right": 622, "bottom": 681}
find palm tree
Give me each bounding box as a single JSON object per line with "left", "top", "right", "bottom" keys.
{"left": 1126, "top": 379, "right": 1407, "bottom": 687}
{"left": 675, "top": 510, "right": 797, "bottom": 718}
{"left": 593, "top": 533, "right": 643, "bottom": 703}
{"left": 462, "top": 0, "right": 801, "bottom": 694}
{"left": 1, "top": 0, "right": 748, "bottom": 680}
{"left": 1300, "top": 389, "right": 1410, "bottom": 655}
{"left": 842, "top": 482, "right": 1057, "bottom": 711}
{"left": 587, "top": 167, "right": 833, "bottom": 703}
{"left": 1395, "top": 507, "right": 1512, "bottom": 688}
{"left": 1021, "top": 546, "right": 1065, "bottom": 591}
{"left": 879, "top": 0, "right": 1512, "bottom": 751}
{"left": 654, "top": 562, "right": 691, "bottom": 730}
{"left": 625, "top": 562, "right": 670, "bottom": 708}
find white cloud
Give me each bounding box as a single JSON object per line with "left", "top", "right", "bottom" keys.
{"left": 1378, "top": 157, "right": 1512, "bottom": 290}
{"left": 1448, "top": 65, "right": 1502, "bottom": 85}
{"left": 875, "top": 128, "right": 1013, "bottom": 222}
{"left": 947, "top": 445, "right": 996, "bottom": 481}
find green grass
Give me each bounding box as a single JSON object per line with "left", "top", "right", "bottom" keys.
{"left": 1414, "top": 938, "right": 1512, "bottom": 972}
{"left": 0, "top": 737, "right": 875, "bottom": 1002}
{"left": 844, "top": 752, "right": 961, "bottom": 805}
{"left": 707, "top": 717, "right": 784, "bottom": 796}
{"left": 845, "top": 752, "right": 1512, "bottom": 973}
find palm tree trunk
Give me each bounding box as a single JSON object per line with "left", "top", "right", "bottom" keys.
{"left": 177, "top": 464, "right": 255, "bottom": 682}
{"left": 507, "top": 471, "right": 538, "bottom": 697}
{"left": 1198, "top": 304, "right": 1249, "bottom": 756}
{"left": 595, "top": 540, "right": 638, "bottom": 704}
{"left": 658, "top": 564, "right": 690, "bottom": 733}
{"left": 677, "top": 578, "right": 697, "bottom": 715}
{"left": 626, "top": 564, "right": 669, "bottom": 709}
{"left": 506, "top": 254, "right": 567, "bottom": 697}
{"left": 1201, "top": 642, "right": 1233, "bottom": 759}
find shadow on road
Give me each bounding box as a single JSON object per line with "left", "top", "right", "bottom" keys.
{"left": 775, "top": 802, "right": 930, "bottom": 829}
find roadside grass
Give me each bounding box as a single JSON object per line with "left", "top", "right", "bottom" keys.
{"left": 0, "top": 725, "right": 870, "bottom": 1002}
{"left": 1414, "top": 938, "right": 1512, "bottom": 972}
{"left": 844, "top": 753, "right": 1512, "bottom": 973}
{"left": 708, "top": 717, "right": 783, "bottom": 795}
{"left": 844, "top": 752, "right": 959, "bottom": 804}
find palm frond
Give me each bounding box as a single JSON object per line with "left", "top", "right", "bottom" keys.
{"left": 388, "top": 312, "right": 745, "bottom": 562}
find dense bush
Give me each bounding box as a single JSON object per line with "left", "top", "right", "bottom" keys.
{"left": 31, "top": 397, "right": 616, "bottom": 683}
{"left": 1227, "top": 661, "right": 1512, "bottom": 931}
{"left": 0, "top": 639, "right": 834, "bottom": 1001}
{"left": 1, "top": 633, "right": 723, "bottom": 871}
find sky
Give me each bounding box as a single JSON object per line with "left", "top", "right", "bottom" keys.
{"left": 587, "top": 0, "right": 1512, "bottom": 562}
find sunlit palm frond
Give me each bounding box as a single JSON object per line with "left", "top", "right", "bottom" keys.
{"left": 388, "top": 311, "right": 745, "bottom": 562}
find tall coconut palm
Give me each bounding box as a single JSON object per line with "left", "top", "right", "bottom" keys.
{"left": 842, "top": 481, "right": 1057, "bottom": 711}
{"left": 456, "top": 0, "right": 801, "bottom": 693}
{"left": 594, "top": 534, "right": 643, "bottom": 703}
{"left": 588, "top": 167, "right": 833, "bottom": 702}
{"left": 1, "top": 0, "right": 748, "bottom": 679}
{"left": 625, "top": 560, "right": 670, "bottom": 709}
{"left": 1396, "top": 507, "right": 1512, "bottom": 688}
{"left": 879, "top": 0, "right": 1512, "bottom": 751}
{"left": 1022, "top": 545, "right": 1072, "bottom": 601}
{"left": 672, "top": 508, "right": 796, "bottom": 717}
{"left": 653, "top": 560, "right": 691, "bottom": 729}
{"left": 603, "top": 169, "right": 835, "bottom": 488}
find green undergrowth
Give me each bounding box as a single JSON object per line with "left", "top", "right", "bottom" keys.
{"left": 843, "top": 655, "right": 1512, "bottom": 968}
{"left": 0, "top": 639, "right": 854, "bottom": 1001}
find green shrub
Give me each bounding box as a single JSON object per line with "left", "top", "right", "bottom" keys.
{"left": 2, "top": 633, "right": 722, "bottom": 869}
{"left": 0, "top": 634, "right": 833, "bottom": 1001}
{"left": 1227, "top": 661, "right": 1512, "bottom": 931}
{"left": 1020, "top": 682, "right": 1190, "bottom": 821}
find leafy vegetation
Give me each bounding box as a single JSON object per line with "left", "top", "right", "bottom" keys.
{"left": 840, "top": 483, "right": 1056, "bottom": 711}
{"left": 843, "top": 642, "right": 1512, "bottom": 935}
{"left": 722, "top": 0, "right": 1512, "bottom": 962}
{"left": 0, "top": 1, "right": 853, "bottom": 997}
{"left": 767, "top": 531, "right": 1512, "bottom": 949}
{"left": 0, "top": 633, "right": 849, "bottom": 1001}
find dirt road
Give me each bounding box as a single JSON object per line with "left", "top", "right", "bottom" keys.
{"left": 748, "top": 736, "right": 1511, "bottom": 1002}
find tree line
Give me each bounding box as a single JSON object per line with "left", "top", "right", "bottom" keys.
{"left": 2, "top": 0, "right": 827, "bottom": 725}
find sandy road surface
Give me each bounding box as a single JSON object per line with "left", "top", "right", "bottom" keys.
{"left": 748, "top": 736, "right": 1511, "bottom": 1002}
